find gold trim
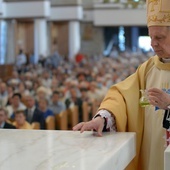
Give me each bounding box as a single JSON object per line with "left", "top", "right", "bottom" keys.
{"left": 148, "top": 14, "right": 170, "bottom": 23}
{"left": 154, "top": 56, "right": 170, "bottom": 71}
{"left": 148, "top": 0, "right": 159, "bottom": 12}
{"left": 147, "top": 0, "right": 170, "bottom": 26}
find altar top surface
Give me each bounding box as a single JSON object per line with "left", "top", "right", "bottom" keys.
{"left": 0, "top": 129, "right": 136, "bottom": 170}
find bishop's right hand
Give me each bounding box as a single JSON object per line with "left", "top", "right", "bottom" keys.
{"left": 72, "top": 116, "right": 105, "bottom": 137}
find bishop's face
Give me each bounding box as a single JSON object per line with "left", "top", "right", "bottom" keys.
{"left": 149, "top": 26, "right": 170, "bottom": 59}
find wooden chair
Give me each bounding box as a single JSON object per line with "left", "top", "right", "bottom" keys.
{"left": 55, "top": 110, "right": 68, "bottom": 130}
{"left": 91, "top": 99, "right": 98, "bottom": 117}
{"left": 6, "top": 119, "right": 12, "bottom": 124}
{"left": 46, "top": 116, "right": 55, "bottom": 130}
{"left": 31, "top": 122, "right": 40, "bottom": 129}
{"left": 82, "top": 102, "right": 89, "bottom": 122}
{"left": 67, "top": 106, "right": 79, "bottom": 128}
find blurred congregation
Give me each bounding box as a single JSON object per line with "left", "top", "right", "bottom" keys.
{"left": 0, "top": 50, "right": 153, "bottom": 130}
{"left": 0, "top": 0, "right": 151, "bottom": 130}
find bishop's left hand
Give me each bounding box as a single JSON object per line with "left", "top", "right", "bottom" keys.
{"left": 148, "top": 88, "right": 170, "bottom": 109}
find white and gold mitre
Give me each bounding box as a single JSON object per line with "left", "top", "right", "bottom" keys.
{"left": 147, "top": 0, "right": 170, "bottom": 27}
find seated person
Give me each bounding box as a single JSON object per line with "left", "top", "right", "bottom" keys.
{"left": 0, "top": 108, "right": 16, "bottom": 129}
{"left": 35, "top": 86, "right": 51, "bottom": 104}
{"left": 49, "top": 91, "right": 66, "bottom": 114}
{"left": 13, "top": 110, "right": 32, "bottom": 129}
{"left": 38, "top": 98, "right": 54, "bottom": 119}
{"left": 65, "top": 87, "right": 83, "bottom": 122}
{"left": 0, "top": 82, "right": 8, "bottom": 107}
{"left": 25, "top": 95, "right": 45, "bottom": 129}
{"left": 6, "top": 93, "right": 26, "bottom": 120}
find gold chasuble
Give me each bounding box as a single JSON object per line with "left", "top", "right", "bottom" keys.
{"left": 99, "top": 56, "right": 170, "bottom": 170}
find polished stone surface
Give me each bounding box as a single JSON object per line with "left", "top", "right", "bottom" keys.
{"left": 164, "top": 144, "right": 170, "bottom": 170}
{"left": 0, "top": 130, "right": 136, "bottom": 170}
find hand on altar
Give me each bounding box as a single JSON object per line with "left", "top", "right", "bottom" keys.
{"left": 72, "top": 116, "right": 105, "bottom": 137}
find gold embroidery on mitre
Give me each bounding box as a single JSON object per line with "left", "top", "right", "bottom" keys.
{"left": 148, "top": 0, "right": 159, "bottom": 12}
{"left": 147, "top": 0, "right": 170, "bottom": 26}
{"left": 148, "top": 14, "right": 170, "bottom": 23}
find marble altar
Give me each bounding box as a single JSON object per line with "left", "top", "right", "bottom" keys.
{"left": 0, "top": 130, "right": 136, "bottom": 170}
{"left": 164, "top": 144, "right": 170, "bottom": 170}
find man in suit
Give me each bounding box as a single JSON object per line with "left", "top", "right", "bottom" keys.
{"left": 65, "top": 87, "right": 83, "bottom": 122}
{"left": 0, "top": 108, "right": 16, "bottom": 129}
{"left": 25, "top": 95, "right": 45, "bottom": 129}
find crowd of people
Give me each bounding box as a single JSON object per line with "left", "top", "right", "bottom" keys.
{"left": 0, "top": 50, "right": 152, "bottom": 130}
{"left": 1, "top": 0, "right": 170, "bottom": 169}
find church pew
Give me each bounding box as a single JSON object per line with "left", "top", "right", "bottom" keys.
{"left": 55, "top": 110, "right": 68, "bottom": 130}
{"left": 91, "top": 99, "right": 98, "bottom": 117}
{"left": 82, "top": 102, "right": 89, "bottom": 122}
{"left": 67, "top": 106, "right": 78, "bottom": 128}
{"left": 31, "top": 122, "right": 40, "bottom": 129}
{"left": 46, "top": 116, "right": 55, "bottom": 130}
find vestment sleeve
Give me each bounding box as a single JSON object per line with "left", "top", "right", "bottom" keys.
{"left": 94, "top": 110, "right": 117, "bottom": 132}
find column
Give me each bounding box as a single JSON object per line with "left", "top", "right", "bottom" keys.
{"left": 124, "top": 26, "right": 132, "bottom": 51}
{"left": 0, "top": 0, "right": 2, "bottom": 15}
{"left": 0, "top": 20, "right": 11, "bottom": 64}
{"left": 0, "top": 20, "right": 7, "bottom": 64}
{"left": 68, "top": 21, "right": 81, "bottom": 61}
{"left": 34, "top": 19, "right": 48, "bottom": 64}
{"left": 131, "top": 26, "right": 139, "bottom": 52}
{"left": 0, "top": 20, "right": 2, "bottom": 64}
